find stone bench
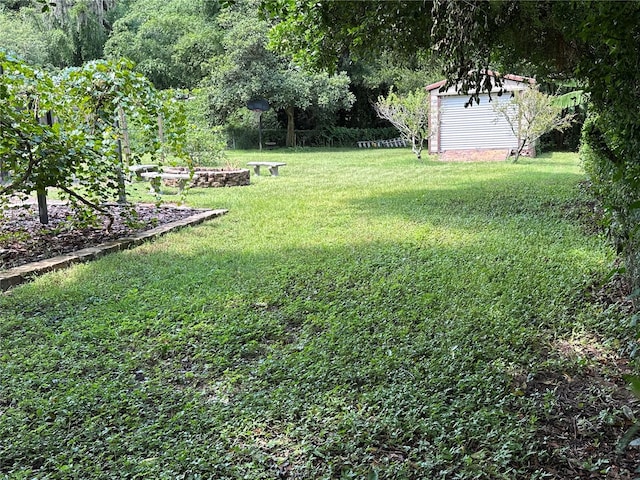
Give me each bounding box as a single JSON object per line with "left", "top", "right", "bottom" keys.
{"left": 140, "top": 172, "right": 197, "bottom": 194}
{"left": 128, "top": 164, "right": 159, "bottom": 181}
{"left": 246, "top": 161, "right": 286, "bottom": 176}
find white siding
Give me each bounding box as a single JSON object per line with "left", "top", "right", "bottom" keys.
{"left": 439, "top": 94, "right": 519, "bottom": 152}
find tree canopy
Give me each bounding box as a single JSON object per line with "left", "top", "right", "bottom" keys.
{"left": 206, "top": 0, "right": 354, "bottom": 147}
{"left": 374, "top": 88, "right": 429, "bottom": 160}
{"left": 104, "top": 0, "right": 222, "bottom": 89}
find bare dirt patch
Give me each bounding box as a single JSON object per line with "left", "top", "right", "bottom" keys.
{"left": 527, "top": 298, "right": 640, "bottom": 479}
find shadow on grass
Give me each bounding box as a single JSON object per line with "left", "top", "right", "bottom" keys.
{"left": 348, "top": 168, "right": 587, "bottom": 224}
{"left": 0, "top": 161, "right": 619, "bottom": 479}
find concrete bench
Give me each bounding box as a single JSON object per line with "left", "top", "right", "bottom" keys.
{"left": 246, "top": 161, "right": 286, "bottom": 176}
{"left": 128, "top": 164, "right": 159, "bottom": 181}
{"left": 140, "top": 172, "right": 197, "bottom": 194}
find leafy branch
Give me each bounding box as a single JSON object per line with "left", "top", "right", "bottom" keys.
{"left": 1, "top": 54, "right": 191, "bottom": 225}
{"left": 492, "top": 87, "right": 574, "bottom": 163}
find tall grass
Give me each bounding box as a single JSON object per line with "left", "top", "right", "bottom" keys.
{"left": 0, "top": 150, "right": 631, "bottom": 478}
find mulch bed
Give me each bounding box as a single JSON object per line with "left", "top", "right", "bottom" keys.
{"left": 1, "top": 203, "right": 200, "bottom": 271}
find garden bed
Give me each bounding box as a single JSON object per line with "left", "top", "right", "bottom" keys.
{"left": 0, "top": 203, "right": 201, "bottom": 271}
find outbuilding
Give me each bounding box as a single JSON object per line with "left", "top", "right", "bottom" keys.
{"left": 426, "top": 73, "right": 535, "bottom": 157}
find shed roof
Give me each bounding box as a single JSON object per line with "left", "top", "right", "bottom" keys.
{"left": 425, "top": 71, "right": 535, "bottom": 92}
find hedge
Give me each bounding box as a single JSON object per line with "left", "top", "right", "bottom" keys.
{"left": 226, "top": 127, "right": 400, "bottom": 149}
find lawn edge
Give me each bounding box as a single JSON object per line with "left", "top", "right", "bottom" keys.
{"left": 0, "top": 208, "right": 228, "bottom": 292}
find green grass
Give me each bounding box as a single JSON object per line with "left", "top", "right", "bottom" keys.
{"left": 0, "top": 150, "right": 633, "bottom": 478}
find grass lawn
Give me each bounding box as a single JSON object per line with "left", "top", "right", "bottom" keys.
{"left": 0, "top": 149, "right": 636, "bottom": 478}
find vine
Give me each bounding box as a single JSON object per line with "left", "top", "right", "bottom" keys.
{"left": 0, "top": 53, "right": 190, "bottom": 225}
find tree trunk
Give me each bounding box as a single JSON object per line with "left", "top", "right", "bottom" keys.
{"left": 285, "top": 106, "right": 296, "bottom": 147}
{"left": 37, "top": 188, "right": 49, "bottom": 225}
{"left": 513, "top": 138, "right": 528, "bottom": 163}
{"left": 411, "top": 134, "right": 422, "bottom": 160}
{"left": 118, "top": 106, "right": 131, "bottom": 164}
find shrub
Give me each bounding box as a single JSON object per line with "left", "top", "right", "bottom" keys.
{"left": 183, "top": 90, "right": 226, "bottom": 167}
{"left": 581, "top": 113, "right": 640, "bottom": 297}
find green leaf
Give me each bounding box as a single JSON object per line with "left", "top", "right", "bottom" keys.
{"left": 623, "top": 375, "right": 640, "bottom": 397}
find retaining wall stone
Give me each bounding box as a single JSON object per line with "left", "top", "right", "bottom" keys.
{"left": 163, "top": 167, "right": 250, "bottom": 188}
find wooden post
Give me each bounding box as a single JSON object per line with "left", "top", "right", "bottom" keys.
{"left": 114, "top": 115, "right": 127, "bottom": 204}
{"left": 35, "top": 111, "right": 54, "bottom": 224}
{"left": 117, "top": 106, "right": 131, "bottom": 165}
{"left": 258, "top": 111, "right": 263, "bottom": 151}
{"left": 157, "top": 114, "right": 166, "bottom": 163}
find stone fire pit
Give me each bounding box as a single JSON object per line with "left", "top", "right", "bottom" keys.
{"left": 162, "top": 167, "right": 250, "bottom": 188}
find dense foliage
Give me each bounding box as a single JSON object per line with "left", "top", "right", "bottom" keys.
{"left": 226, "top": 126, "right": 399, "bottom": 149}
{"left": 104, "top": 0, "right": 222, "bottom": 89}
{"left": 0, "top": 54, "right": 189, "bottom": 222}
{"left": 0, "top": 0, "right": 447, "bottom": 144}
{"left": 204, "top": 0, "right": 355, "bottom": 147}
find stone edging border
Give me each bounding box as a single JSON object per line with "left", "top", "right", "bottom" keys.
{"left": 0, "top": 208, "right": 228, "bottom": 292}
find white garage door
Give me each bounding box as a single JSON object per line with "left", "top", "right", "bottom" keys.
{"left": 440, "top": 94, "right": 519, "bottom": 151}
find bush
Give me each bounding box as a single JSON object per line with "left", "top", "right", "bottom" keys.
{"left": 539, "top": 110, "right": 585, "bottom": 152}
{"left": 324, "top": 127, "right": 399, "bottom": 147}
{"left": 183, "top": 90, "right": 226, "bottom": 167}
{"left": 581, "top": 113, "right": 640, "bottom": 295}
{"left": 225, "top": 128, "right": 285, "bottom": 149}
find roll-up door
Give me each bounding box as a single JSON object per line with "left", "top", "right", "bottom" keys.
{"left": 439, "top": 94, "right": 519, "bottom": 151}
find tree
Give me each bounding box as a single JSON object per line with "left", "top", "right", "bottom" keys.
{"left": 43, "top": 0, "right": 122, "bottom": 65}
{"left": 263, "top": 0, "right": 640, "bottom": 294}
{"left": 104, "top": 0, "right": 222, "bottom": 89}
{"left": 0, "top": 0, "right": 126, "bottom": 68}
{"left": 0, "top": 54, "right": 189, "bottom": 224}
{"left": 0, "top": 8, "right": 50, "bottom": 66}
{"left": 263, "top": 1, "right": 434, "bottom": 73}
{"left": 332, "top": 50, "right": 443, "bottom": 130}
{"left": 493, "top": 87, "right": 574, "bottom": 163}
{"left": 206, "top": 1, "right": 354, "bottom": 147}
{"left": 0, "top": 5, "right": 75, "bottom": 68}
{"left": 373, "top": 88, "right": 429, "bottom": 159}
